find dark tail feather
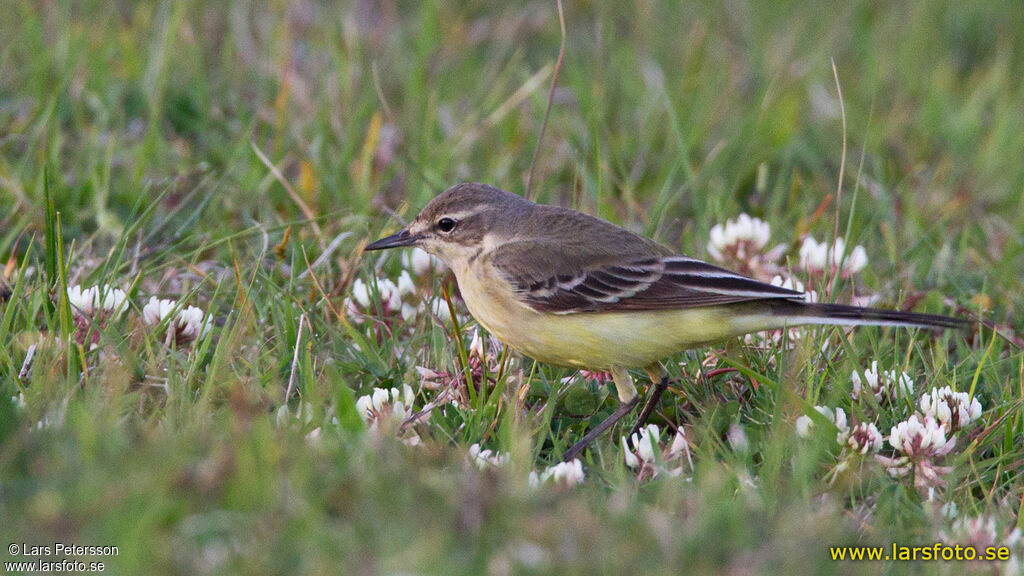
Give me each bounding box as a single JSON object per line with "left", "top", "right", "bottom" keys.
{"left": 772, "top": 301, "right": 968, "bottom": 331}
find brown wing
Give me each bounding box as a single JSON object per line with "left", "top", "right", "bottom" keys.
{"left": 490, "top": 241, "right": 804, "bottom": 315}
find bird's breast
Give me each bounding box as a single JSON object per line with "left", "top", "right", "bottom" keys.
{"left": 451, "top": 258, "right": 536, "bottom": 347}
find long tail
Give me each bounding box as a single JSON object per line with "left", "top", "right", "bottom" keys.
{"left": 769, "top": 301, "right": 968, "bottom": 331}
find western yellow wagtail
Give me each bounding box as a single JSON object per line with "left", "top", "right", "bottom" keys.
{"left": 365, "top": 183, "right": 965, "bottom": 460}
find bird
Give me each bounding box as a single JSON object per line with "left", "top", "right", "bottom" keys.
{"left": 365, "top": 183, "right": 966, "bottom": 460}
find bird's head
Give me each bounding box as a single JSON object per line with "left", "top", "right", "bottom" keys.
{"left": 365, "top": 183, "right": 532, "bottom": 265}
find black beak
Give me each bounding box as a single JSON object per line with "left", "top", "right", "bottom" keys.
{"left": 365, "top": 228, "right": 420, "bottom": 251}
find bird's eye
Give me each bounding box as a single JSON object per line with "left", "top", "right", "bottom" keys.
{"left": 437, "top": 217, "right": 457, "bottom": 233}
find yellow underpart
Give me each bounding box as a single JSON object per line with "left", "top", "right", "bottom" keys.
{"left": 453, "top": 258, "right": 788, "bottom": 373}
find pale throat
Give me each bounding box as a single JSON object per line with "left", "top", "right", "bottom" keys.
{"left": 417, "top": 233, "right": 538, "bottom": 360}
{"left": 449, "top": 251, "right": 532, "bottom": 343}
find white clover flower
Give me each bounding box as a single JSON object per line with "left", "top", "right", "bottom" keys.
{"left": 66, "top": 284, "right": 128, "bottom": 318}
{"left": 636, "top": 425, "right": 660, "bottom": 462}
{"left": 727, "top": 422, "right": 749, "bottom": 452}
{"left": 529, "top": 459, "right": 585, "bottom": 488}
{"left": 621, "top": 425, "right": 691, "bottom": 478}
{"left": 770, "top": 275, "right": 818, "bottom": 303}
{"left": 377, "top": 278, "right": 403, "bottom": 312}
{"left": 349, "top": 275, "right": 421, "bottom": 323}
{"left": 667, "top": 428, "right": 693, "bottom": 473}
{"left": 343, "top": 298, "right": 364, "bottom": 324}
{"left": 468, "top": 443, "right": 510, "bottom": 470}
{"left": 841, "top": 422, "right": 884, "bottom": 455}
{"left": 799, "top": 236, "right": 868, "bottom": 278}
{"left": 621, "top": 437, "right": 640, "bottom": 468}
{"left": 795, "top": 406, "right": 848, "bottom": 439}
{"left": 667, "top": 429, "right": 689, "bottom": 459}
{"left": 100, "top": 288, "right": 129, "bottom": 316}
{"left": 143, "top": 296, "right": 212, "bottom": 346}
{"left": 142, "top": 297, "right": 176, "bottom": 325}
{"left": 355, "top": 384, "right": 422, "bottom": 444}
{"left": 275, "top": 401, "right": 314, "bottom": 427}
{"left": 398, "top": 384, "right": 415, "bottom": 408}
{"left": 400, "top": 302, "right": 419, "bottom": 322}
{"left": 842, "top": 242, "right": 869, "bottom": 276}
{"left": 354, "top": 395, "right": 373, "bottom": 419}
{"left": 356, "top": 385, "right": 415, "bottom": 424}
{"left": 350, "top": 277, "right": 403, "bottom": 312}
{"left": 795, "top": 415, "right": 813, "bottom": 438}
{"left": 832, "top": 407, "right": 848, "bottom": 433}
{"left": 401, "top": 248, "right": 446, "bottom": 276}
{"left": 350, "top": 278, "right": 371, "bottom": 308}
{"left": 940, "top": 500, "right": 958, "bottom": 520}
{"left": 707, "top": 214, "right": 771, "bottom": 262}
{"left": 430, "top": 298, "right": 452, "bottom": 323}
{"left": 176, "top": 305, "right": 212, "bottom": 342}
{"left": 469, "top": 328, "right": 485, "bottom": 359}
{"left": 889, "top": 414, "right": 955, "bottom": 458}
{"left": 66, "top": 284, "right": 128, "bottom": 347}
{"left": 798, "top": 237, "right": 829, "bottom": 274}
{"left": 371, "top": 387, "right": 390, "bottom": 412}
{"left": 919, "top": 386, "right": 983, "bottom": 433}
{"left": 396, "top": 270, "right": 416, "bottom": 298}
{"left": 68, "top": 285, "right": 92, "bottom": 313}
{"left": 851, "top": 361, "right": 914, "bottom": 403}
{"left": 621, "top": 424, "right": 661, "bottom": 468}
{"left": 305, "top": 427, "right": 323, "bottom": 445}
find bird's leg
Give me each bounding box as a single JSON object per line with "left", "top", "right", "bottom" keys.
{"left": 561, "top": 396, "right": 639, "bottom": 461}
{"left": 627, "top": 364, "right": 672, "bottom": 445}
{"left": 562, "top": 366, "right": 640, "bottom": 461}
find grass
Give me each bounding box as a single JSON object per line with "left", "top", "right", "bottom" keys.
{"left": 2, "top": 1, "right": 1023, "bottom": 574}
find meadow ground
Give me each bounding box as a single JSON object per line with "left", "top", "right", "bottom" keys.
{"left": 2, "top": 1, "right": 1023, "bottom": 574}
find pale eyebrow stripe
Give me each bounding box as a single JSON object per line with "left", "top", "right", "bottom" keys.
{"left": 439, "top": 208, "right": 483, "bottom": 221}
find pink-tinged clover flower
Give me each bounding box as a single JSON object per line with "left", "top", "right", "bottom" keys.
{"left": 918, "top": 386, "right": 983, "bottom": 433}
{"left": 840, "top": 422, "right": 884, "bottom": 455}
{"left": 941, "top": 516, "right": 1023, "bottom": 573}
{"left": 888, "top": 415, "right": 955, "bottom": 460}
{"left": 415, "top": 328, "right": 508, "bottom": 408}
{"left": 877, "top": 414, "right": 956, "bottom": 492}
{"left": 707, "top": 214, "right": 786, "bottom": 279}
{"left": 851, "top": 361, "right": 915, "bottom": 404}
